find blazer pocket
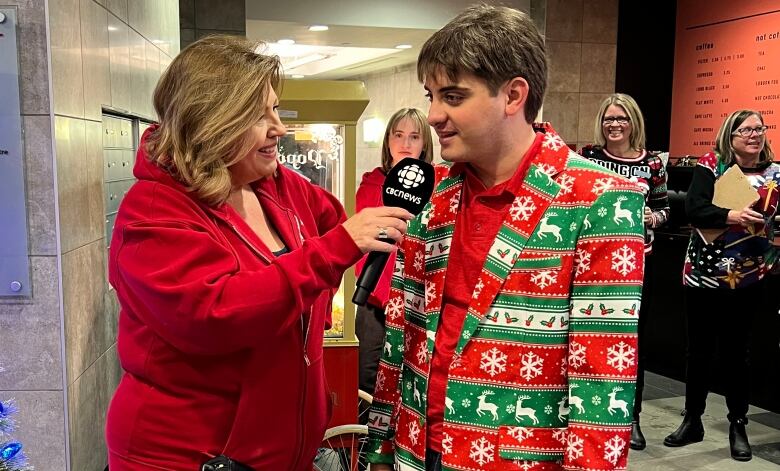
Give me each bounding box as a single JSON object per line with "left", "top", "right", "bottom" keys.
{"left": 512, "top": 255, "right": 563, "bottom": 271}
{"left": 498, "top": 425, "right": 566, "bottom": 462}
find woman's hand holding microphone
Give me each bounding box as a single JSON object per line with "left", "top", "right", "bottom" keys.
{"left": 342, "top": 206, "right": 414, "bottom": 254}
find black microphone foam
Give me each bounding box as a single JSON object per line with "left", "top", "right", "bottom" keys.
{"left": 352, "top": 158, "right": 435, "bottom": 306}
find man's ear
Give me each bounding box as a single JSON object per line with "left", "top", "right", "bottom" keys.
{"left": 504, "top": 77, "right": 529, "bottom": 118}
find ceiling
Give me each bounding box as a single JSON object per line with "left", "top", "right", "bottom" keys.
{"left": 245, "top": 0, "right": 532, "bottom": 80}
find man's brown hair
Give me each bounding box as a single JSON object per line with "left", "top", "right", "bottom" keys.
{"left": 417, "top": 3, "right": 547, "bottom": 123}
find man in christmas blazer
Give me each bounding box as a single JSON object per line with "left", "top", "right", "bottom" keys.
{"left": 366, "top": 6, "right": 645, "bottom": 471}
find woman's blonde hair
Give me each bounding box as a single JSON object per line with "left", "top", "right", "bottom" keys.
{"left": 714, "top": 109, "right": 774, "bottom": 166}
{"left": 380, "top": 108, "right": 434, "bottom": 172}
{"left": 593, "top": 93, "right": 646, "bottom": 151}
{"left": 146, "top": 35, "right": 281, "bottom": 206}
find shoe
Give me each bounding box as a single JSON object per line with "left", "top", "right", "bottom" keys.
{"left": 663, "top": 411, "right": 704, "bottom": 447}
{"left": 630, "top": 420, "right": 646, "bottom": 450}
{"left": 729, "top": 417, "right": 752, "bottom": 462}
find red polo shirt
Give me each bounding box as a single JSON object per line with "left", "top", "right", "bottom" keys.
{"left": 427, "top": 133, "right": 543, "bottom": 450}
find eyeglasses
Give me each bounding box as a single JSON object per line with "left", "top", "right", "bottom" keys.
{"left": 732, "top": 126, "right": 768, "bottom": 137}
{"left": 602, "top": 116, "right": 630, "bottom": 125}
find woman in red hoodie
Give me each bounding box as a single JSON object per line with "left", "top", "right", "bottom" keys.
{"left": 105, "top": 36, "right": 412, "bottom": 471}
{"left": 355, "top": 108, "right": 434, "bottom": 395}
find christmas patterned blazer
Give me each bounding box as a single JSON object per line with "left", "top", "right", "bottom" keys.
{"left": 367, "top": 125, "right": 645, "bottom": 471}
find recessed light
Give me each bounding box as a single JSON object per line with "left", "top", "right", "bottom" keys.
{"left": 277, "top": 39, "right": 295, "bottom": 45}
{"left": 395, "top": 44, "right": 413, "bottom": 49}
{"left": 308, "top": 25, "right": 329, "bottom": 32}
{"left": 291, "top": 74, "right": 305, "bottom": 79}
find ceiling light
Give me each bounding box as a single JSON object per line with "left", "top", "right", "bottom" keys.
{"left": 277, "top": 39, "right": 295, "bottom": 45}
{"left": 395, "top": 44, "right": 413, "bottom": 49}
{"left": 291, "top": 74, "right": 305, "bottom": 79}
{"left": 286, "top": 53, "right": 328, "bottom": 70}
{"left": 308, "top": 25, "right": 329, "bottom": 32}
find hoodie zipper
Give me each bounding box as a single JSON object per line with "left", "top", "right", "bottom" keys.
{"left": 228, "top": 224, "right": 273, "bottom": 265}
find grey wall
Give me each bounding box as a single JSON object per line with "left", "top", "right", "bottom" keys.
{"left": 0, "top": 1, "right": 67, "bottom": 470}
{"left": 180, "top": 0, "right": 246, "bottom": 49}
{"left": 0, "top": 1, "right": 179, "bottom": 470}
{"left": 49, "top": 0, "right": 179, "bottom": 467}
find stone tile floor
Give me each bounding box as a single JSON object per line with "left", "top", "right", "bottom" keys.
{"left": 629, "top": 372, "right": 780, "bottom": 470}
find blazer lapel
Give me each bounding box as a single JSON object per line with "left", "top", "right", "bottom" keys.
{"left": 455, "top": 128, "right": 570, "bottom": 355}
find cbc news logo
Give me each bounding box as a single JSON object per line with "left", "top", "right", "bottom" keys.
{"left": 397, "top": 164, "right": 425, "bottom": 189}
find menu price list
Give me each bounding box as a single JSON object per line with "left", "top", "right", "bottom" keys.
{"left": 669, "top": 2, "right": 779, "bottom": 156}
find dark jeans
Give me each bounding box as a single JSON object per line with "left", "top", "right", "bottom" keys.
{"left": 633, "top": 253, "right": 653, "bottom": 419}
{"left": 426, "top": 449, "right": 442, "bottom": 471}
{"left": 683, "top": 280, "right": 763, "bottom": 420}
{"left": 356, "top": 303, "right": 386, "bottom": 395}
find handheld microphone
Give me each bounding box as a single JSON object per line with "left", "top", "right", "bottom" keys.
{"left": 352, "top": 158, "right": 435, "bottom": 306}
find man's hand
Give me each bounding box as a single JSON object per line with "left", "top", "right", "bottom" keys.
{"left": 370, "top": 464, "right": 394, "bottom": 471}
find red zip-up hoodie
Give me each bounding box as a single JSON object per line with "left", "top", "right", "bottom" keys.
{"left": 106, "top": 127, "right": 362, "bottom": 470}
{"left": 354, "top": 167, "right": 395, "bottom": 308}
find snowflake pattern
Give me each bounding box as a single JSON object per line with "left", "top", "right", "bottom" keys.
{"left": 607, "top": 341, "right": 636, "bottom": 372}
{"left": 480, "top": 347, "right": 508, "bottom": 377}
{"left": 425, "top": 281, "right": 437, "bottom": 306}
{"left": 592, "top": 177, "right": 616, "bottom": 196}
{"left": 506, "top": 404, "right": 516, "bottom": 414}
{"left": 473, "top": 279, "right": 485, "bottom": 299}
{"left": 567, "top": 432, "right": 584, "bottom": 461}
{"left": 518, "top": 461, "right": 539, "bottom": 471}
{"left": 543, "top": 133, "right": 566, "bottom": 152}
{"left": 449, "top": 191, "right": 460, "bottom": 213}
{"left": 442, "top": 433, "right": 453, "bottom": 454}
{"left": 416, "top": 341, "right": 428, "bottom": 364}
{"left": 536, "top": 162, "right": 557, "bottom": 177}
{"left": 603, "top": 435, "right": 626, "bottom": 465}
{"left": 462, "top": 398, "right": 471, "bottom": 408}
{"left": 531, "top": 270, "right": 558, "bottom": 289}
{"left": 413, "top": 252, "right": 424, "bottom": 272}
{"left": 544, "top": 404, "right": 553, "bottom": 414}
{"left": 557, "top": 174, "right": 575, "bottom": 195}
{"left": 592, "top": 395, "right": 602, "bottom": 406}
{"left": 597, "top": 206, "right": 608, "bottom": 217}
{"left": 507, "top": 426, "right": 534, "bottom": 442}
{"left": 386, "top": 296, "right": 403, "bottom": 320}
{"left": 469, "top": 436, "right": 495, "bottom": 466}
{"left": 510, "top": 196, "right": 537, "bottom": 222}
{"left": 408, "top": 420, "right": 420, "bottom": 446}
{"left": 574, "top": 248, "right": 591, "bottom": 277}
{"left": 569, "top": 222, "right": 577, "bottom": 232}
{"left": 552, "top": 428, "right": 567, "bottom": 444}
{"left": 611, "top": 245, "right": 637, "bottom": 276}
{"left": 568, "top": 341, "right": 587, "bottom": 369}
{"left": 520, "top": 352, "right": 544, "bottom": 381}
{"left": 375, "top": 370, "right": 386, "bottom": 391}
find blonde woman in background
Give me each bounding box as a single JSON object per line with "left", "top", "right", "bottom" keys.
{"left": 355, "top": 108, "right": 434, "bottom": 397}
{"left": 665, "top": 110, "right": 778, "bottom": 462}
{"left": 579, "top": 93, "right": 670, "bottom": 451}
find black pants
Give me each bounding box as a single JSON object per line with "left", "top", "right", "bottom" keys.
{"left": 633, "top": 253, "right": 653, "bottom": 419}
{"left": 683, "top": 281, "right": 763, "bottom": 420}
{"left": 356, "top": 303, "right": 386, "bottom": 395}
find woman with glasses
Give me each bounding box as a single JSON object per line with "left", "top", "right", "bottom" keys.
{"left": 664, "top": 110, "right": 778, "bottom": 462}
{"left": 580, "top": 93, "right": 670, "bottom": 451}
